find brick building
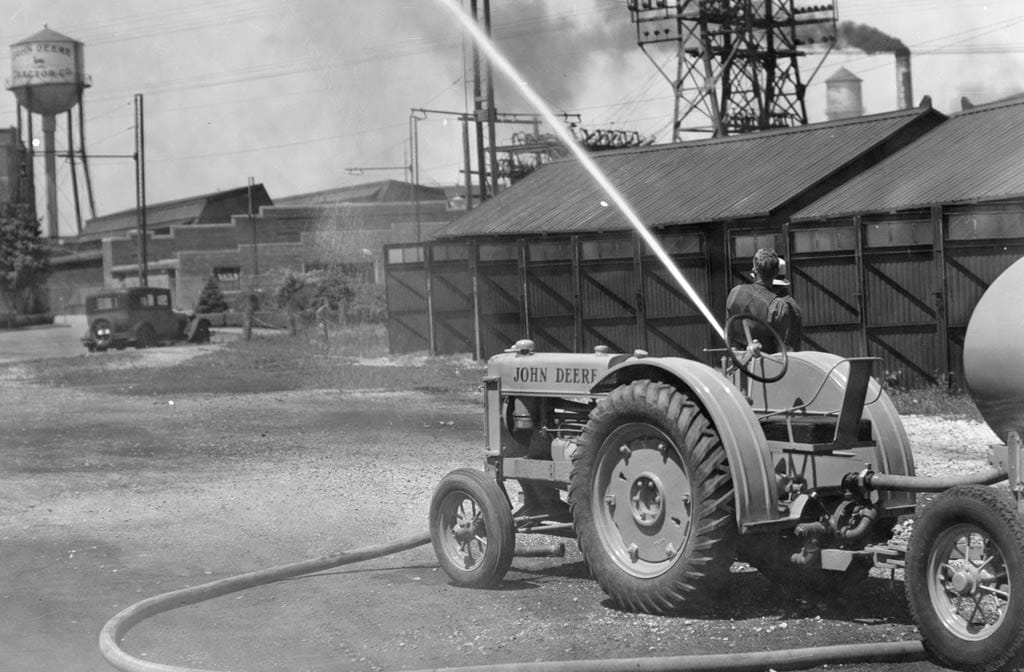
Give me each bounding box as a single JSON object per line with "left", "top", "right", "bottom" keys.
{"left": 46, "top": 179, "right": 453, "bottom": 314}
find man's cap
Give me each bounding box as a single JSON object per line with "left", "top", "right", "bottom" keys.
{"left": 774, "top": 258, "right": 790, "bottom": 287}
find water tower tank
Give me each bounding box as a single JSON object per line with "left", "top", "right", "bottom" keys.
{"left": 8, "top": 26, "right": 88, "bottom": 115}
{"left": 825, "top": 66, "right": 863, "bottom": 121}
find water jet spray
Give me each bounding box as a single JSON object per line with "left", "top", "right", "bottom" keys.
{"left": 436, "top": 0, "right": 724, "bottom": 340}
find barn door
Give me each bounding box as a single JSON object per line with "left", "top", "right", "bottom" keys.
{"left": 579, "top": 234, "right": 639, "bottom": 353}
{"left": 787, "top": 226, "right": 861, "bottom": 356}
{"left": 861, "top": 217, "right": 943, "bottom": 387}
{"left": 642, "top": 230, "right": 713, "bottom": 360}
{"left": 427, "top": 243, "right": 474, "bottom": 355}
{"left": 384, "top": 244, "right": 429, "bottom": 354}
{"left": 475, "top": 240, "right": 523, "bottom": 359}
{"left": 523, "top": 238, "right": 575, "bottom": 352}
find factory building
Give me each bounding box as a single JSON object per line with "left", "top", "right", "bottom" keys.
{"left": 384, "top": 96, "right": 1024, "bottom": 387}
{"left": 46, "top": 180, "right": 452, "bottom": 314}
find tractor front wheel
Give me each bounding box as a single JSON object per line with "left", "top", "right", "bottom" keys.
{"left": 569, "top": 380, "right": 736, "bottom": 614}
{"left": 429, "top": 468, "right": 515, "bottom": 589}
{"left": 906, "top": 485, "right": 1024, "bottom": 672}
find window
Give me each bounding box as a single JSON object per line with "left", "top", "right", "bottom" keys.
{"left": 432, "top": 243, "right": 468, "bottom": 262}
{"left": 155, "top": 293, "right": 170, "bottom": 307}
{"left": 864, "top": 220, "right": 932, "bottom": 247}
{"left": 733, "top": 232, "right": 783, "bottom": 258}
{"left": 477, "top": 241, "right": 516, "bottom": 262}
{"left": 527, "top": 240, "right": 571, "bottom": 262}
{"left": 92, "top": 296, "right": 120, "bottom": 310}
{"left": 386, "top": 246, "right": 425, "bottom": 265}
{"left": 948, "top": 211, "right": 1024, "bottom": 240}
{"left": 581, "top": 236, "right": 633, "bottom": 260}
{"left": 791, "top": 227, "right": 855, "bottom": 253}
{"left": 214, "top": 266, "right": 241, "bottom": 291}
{"left": 658, "top": 231, "right": 702, "bottom": 256}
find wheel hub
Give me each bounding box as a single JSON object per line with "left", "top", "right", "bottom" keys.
{"left": 949, "top": 567, "right": 979, "bottom": 596}
{"left": 629, "top": 473, "right": 665, "bottom": 528}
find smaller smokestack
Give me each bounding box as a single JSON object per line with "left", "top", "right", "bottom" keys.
{"left": 895, "top": 47, "right": 913, "bottom": 110}
{"left": 825, "top": 67, "right": 864, "bottom": 120}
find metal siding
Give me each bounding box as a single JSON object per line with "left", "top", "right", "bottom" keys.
{"left": 387, "top": 312, "right": 430, "bottom": 354}
{"left": 643, "top": 259, "right": 709, "bottom": 319}
{"left": 801, "top": 327, "right": 860, "bottom": 357}
{"left": 385, "top": 263, "right": 430, "bottom": 354}
{"left": 867, "top": 329, "right": 942, "bottom": 388}
{"left": 863, "top": 252, "right": 935, "bottom": 327}
{"left": 477, "top": 261, "right": 522, "bottom": 359}
{"left": 430, "top": 261, "right": 473, "bottom": 355}
{"left": 580, "top": 258, "right": 639, "bottom": 354}
{"left": 582, "top": 322, "right": 636, "bottom": 354}
{"left": 793, "top": 257, "right": 859, "bottom": 326}
{"left": 581, "top": 264, "right": 636, "bottom": 318}
{"left": 944, "top": 245, "right": 1024, "bottom": 326}
{"left": 642, "top": 256, "right": 714, "bottom": 359}
{"left": 526, "top": 263, "right": 574, "bottom": 318}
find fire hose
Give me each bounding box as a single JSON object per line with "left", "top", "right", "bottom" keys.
{"left": 99, "top": 529, "right": 933, "bottom": 672}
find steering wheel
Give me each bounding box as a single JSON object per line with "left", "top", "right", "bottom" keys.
{"left": 723, "top": 313, "right": 789, "bottom": 383}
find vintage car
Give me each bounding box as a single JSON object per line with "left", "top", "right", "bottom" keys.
{"left": 82, "top": 287, "right": 211, "bottom": 351}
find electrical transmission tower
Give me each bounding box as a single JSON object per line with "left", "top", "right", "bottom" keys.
{"left": 626, "top": 0, "right": 836, "bottom": 139}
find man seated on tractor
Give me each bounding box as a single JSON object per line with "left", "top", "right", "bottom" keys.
{"left": 726, "top": 248, "right": 801, "bottom": 353}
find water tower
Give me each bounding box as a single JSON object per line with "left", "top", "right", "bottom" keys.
{"left": 6, "top": 26, "right": 92, "bottom": 237}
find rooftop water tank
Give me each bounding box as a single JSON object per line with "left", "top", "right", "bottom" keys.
{"left": 825, "top": 66, "right": 863, "bottom": 121}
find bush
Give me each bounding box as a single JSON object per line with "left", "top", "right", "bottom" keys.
{"left": 196, "top": 276, "right": 229, "bottom": 313}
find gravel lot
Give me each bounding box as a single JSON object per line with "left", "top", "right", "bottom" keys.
{"left": 0, "top": 328, "right": 1004, "bottom": 672}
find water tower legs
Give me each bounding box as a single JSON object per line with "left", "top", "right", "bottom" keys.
{"left": 42, "top": 114, "right": 57, "bottom": 238}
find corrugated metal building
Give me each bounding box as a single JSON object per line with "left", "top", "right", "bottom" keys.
{"left": 790, "top": 95, "right": 1024, "bottom": 387}
{"left": 385, "top": 105, "right": 946, "bottom": 361}
{"left": 386, "top": 96, "right": 1024, "bottom": 387}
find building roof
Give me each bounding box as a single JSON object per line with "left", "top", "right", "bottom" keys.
{"left": 79, "top": 184, "right": 272, "bottom": 241}
{"left": 272, "top": 180, "right": 448, "bottom": 207}
{"left": 434, "top": 106, "right": 945, "bottom": 239}
{"left": 793, "top": 96, "right": 1024, "bottom": 221}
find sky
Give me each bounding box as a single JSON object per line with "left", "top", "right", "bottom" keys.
{"left": 1, "top": 0, "right": 1022, "bottom": 237}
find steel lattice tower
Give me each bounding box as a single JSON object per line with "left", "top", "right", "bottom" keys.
{"left": 627, "top": 0, "right": 836, "bottom": 139}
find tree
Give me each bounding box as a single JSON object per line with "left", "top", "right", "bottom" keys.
{"left": 195, "top": 275, "right": 229, "bottom": 313}
{"left": 0, "top": 203, "right": 50, "bottom": 328}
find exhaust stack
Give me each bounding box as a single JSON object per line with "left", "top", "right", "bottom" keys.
{"left": 895, "top": 47, "right": 913, "bottom": 109}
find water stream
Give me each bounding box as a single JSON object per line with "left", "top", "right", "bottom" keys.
{"left": 437, "top": 0, "right": 725, "bottom": 341}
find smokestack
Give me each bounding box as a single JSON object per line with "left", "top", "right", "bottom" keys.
{"left": 837, "top": 22, "right": 913, "bottom": 112}
{"left": 895, "top": 47, "right": 913, "bottom": 110}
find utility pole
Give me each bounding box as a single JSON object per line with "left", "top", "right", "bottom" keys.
{"left": 134, "top": 93, "right": 147, "bottom": 287}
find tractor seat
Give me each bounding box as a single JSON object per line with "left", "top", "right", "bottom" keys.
{"left": 759, "top": 415, "right": 873, "bottom": 444}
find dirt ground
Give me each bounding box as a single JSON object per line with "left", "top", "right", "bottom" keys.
{"left": 0, "top": 326, "right": 999, "bottom": 672}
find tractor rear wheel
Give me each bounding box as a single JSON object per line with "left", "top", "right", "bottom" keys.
{"left": 906, "top": 485, "right": 1024, "bottom": 672}
{"left": 569, "top": 380, "right": 736, "bottom": 614}
{"left": 429, "top": 468, "right": 515, "bottom": 589}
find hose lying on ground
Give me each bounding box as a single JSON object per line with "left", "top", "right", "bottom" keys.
{"left": 99, "top": 531, "right": 928, "bottom": 672}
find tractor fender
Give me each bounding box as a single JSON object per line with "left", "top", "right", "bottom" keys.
{"left": 591, "top": 357, "right": 778, "bottom": 531}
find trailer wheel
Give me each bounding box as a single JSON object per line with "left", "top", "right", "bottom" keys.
{"left": 569, "top": 380, "right": 736, "bottom": 614}
{"left": 906, "top": 485, "right": 1024, "bottom": 672}
{"left": 429, "top": 468, "right": 515, "bottom": 589}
